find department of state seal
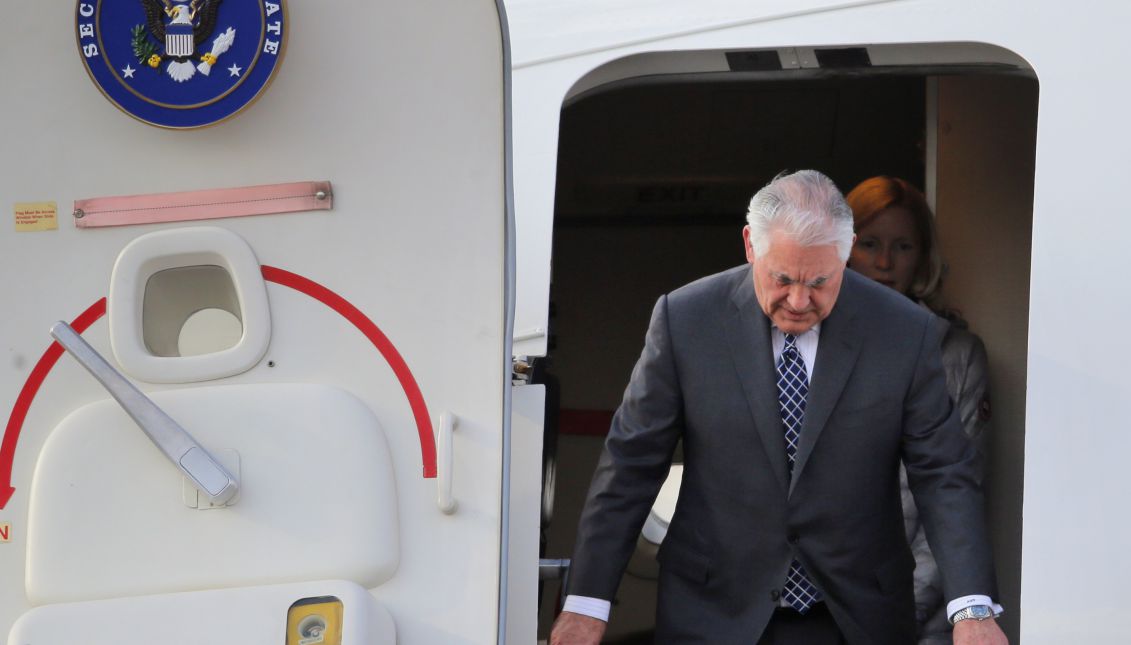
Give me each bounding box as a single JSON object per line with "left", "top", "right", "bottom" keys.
{"left": 76, "top": 0, "right": 286, "bottom": 129}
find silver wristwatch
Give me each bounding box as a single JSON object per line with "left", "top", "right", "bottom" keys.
{"left": 950, "top": 604, "right": 995, "bottom": 625}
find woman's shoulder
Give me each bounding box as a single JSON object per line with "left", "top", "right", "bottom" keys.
{"left": 932, "top": 307, "right": 987, "bottom": 357}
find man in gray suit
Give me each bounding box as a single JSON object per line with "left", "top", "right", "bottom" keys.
{"left": 550, "top": 171, "right": 1007, "bottom": 645}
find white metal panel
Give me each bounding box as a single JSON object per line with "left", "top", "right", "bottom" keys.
{"left": 27, "top": 384, "right": 397, "bottom": 604}
{"left": 505, "top": 0, "right": 897, "bottom": 67}
{"left": 0, "top": 1, "right": 510, "bottom": 643}
{"left": 10, "top": 580, "right": 394, "bottom": 645}
{"left": 504, "top": 385, "right": 544, "bottom": 645}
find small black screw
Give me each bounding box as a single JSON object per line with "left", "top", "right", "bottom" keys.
{"left": 267, "top": 360, "right": 276, "bottom": 368}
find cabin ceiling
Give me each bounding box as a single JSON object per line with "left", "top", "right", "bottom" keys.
{"left": 554, "top": 76, "right": 925, "bottom": 224}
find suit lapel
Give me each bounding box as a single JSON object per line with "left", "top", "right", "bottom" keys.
{"left": 726, "top": 269, "right": 790, "bottom": 496}
{"left": 788, "top": 273, "right": 863, "bottom": 496}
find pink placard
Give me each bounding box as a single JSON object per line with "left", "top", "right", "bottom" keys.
{"left": 73, "top": 181, "right": 332, "bottom": 228}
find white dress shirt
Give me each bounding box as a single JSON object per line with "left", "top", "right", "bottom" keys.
{"left": 564, "top": 324, "right": 999, "bottom": 623}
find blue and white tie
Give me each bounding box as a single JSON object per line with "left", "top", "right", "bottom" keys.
{"left": 776, "top": 333, "right": 822, "bottom": 613}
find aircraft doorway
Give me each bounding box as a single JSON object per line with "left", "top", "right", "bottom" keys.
{"left": 538, "top": 52, "right": 1037, "bottom": 644}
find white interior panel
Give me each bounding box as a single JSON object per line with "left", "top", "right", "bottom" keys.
{"left": 27, "top": 384, "right": 398, "bottom": 604}
{"left": 504, "top": 385, "right": 544, "bottom": 645}
{"left": 10, "top": 580, "right": 394, "bottom": 645}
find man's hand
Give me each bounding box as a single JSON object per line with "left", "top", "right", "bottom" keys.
{"left": 550, "top": 611, "right": 606, "bottom": 645}
{"left": 953, "top": 618, "right": 1008, "bottom": 645}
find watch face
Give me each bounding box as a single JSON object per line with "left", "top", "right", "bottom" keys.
{"left": 970, "top": 605, "right": 994, "bottom": 619}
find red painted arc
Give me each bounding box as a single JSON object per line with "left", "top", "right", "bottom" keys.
{"left": 0, "top": 298, "right": 107, "bottom": 510}
{"left": 0, "top": 267, "right": 437, "bottom": 510}
{"left": 260, "top": 265, "right": 437, "bottom": 478}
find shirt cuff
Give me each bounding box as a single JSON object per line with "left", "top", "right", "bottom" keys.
{"left": 562, "top": 595, "right": 611, "bottom": 622}
{"left": 946, "top": 595, "right": 1004, "bottom": 621}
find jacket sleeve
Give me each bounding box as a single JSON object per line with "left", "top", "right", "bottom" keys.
{"left": 946, "top": 329, "right": 991, "bottom": 479}
{"left": 909, "top": 325, "right": 993, "bottom": 631}
{"left": 901, "top": 316, "right": 998, "bottom": 604}
{"left": 567, "top": 294, "right": 685, "bottom": 601}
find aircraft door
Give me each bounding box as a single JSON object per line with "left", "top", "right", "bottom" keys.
{"left": 0, "top": 1, "right": 511, "bottom": 643}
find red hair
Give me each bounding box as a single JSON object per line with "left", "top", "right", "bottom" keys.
{"left": 845, "top": 176, "right": 943, "bottom": 300}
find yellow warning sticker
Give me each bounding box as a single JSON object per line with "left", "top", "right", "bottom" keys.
{"left": 14, "top": 201, "right": 58, "bottom": 232}
{"left": 0, "top": 522, "right": 11, "bottom": 543}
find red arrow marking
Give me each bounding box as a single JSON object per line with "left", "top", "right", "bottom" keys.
{"left": 0, "top": 299, "right": 107, "bottom": 510}
{"left": 262, "top": 266, "right": 437, "bottom": 478}
{"left": 0, "top": 266, "right": 440, "bottom": 511}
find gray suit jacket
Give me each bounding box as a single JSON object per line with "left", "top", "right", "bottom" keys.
{"left": 568, "top": 265, "right": 995, "bottom": 644}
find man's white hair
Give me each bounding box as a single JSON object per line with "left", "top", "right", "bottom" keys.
{"left": 745, "top": 170, "right": 855, "bottom": 261}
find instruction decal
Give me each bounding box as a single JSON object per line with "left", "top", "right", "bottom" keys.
{"left": 14, "top": 202, "right": 58, "bottom": 232}
{"left": 0, "top": 522, "right": 10, "bottom": 543}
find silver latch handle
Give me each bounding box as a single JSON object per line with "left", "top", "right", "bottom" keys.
{"left": 50, "top": 321, "right": 239, "bottom": 506}
{"left": 436, "top": 411, "right": 458, "bottom": 514}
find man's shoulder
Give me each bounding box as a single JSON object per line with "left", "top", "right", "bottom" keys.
{"left": 842, "top": 269, "right": 934, "bottom": 326}
{"left": 667, "top": 264, "right": 749, "bottom": 307}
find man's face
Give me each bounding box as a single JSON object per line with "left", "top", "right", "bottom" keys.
{"left": 743, "top": 226, "right": 847, "bottom": 335}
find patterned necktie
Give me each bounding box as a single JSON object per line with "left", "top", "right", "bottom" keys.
{"left": 776, "top": 333, "right": 822, "bottom": 612}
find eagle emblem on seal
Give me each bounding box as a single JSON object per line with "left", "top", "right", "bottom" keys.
{"left": 135, "top": 0, "right": 234, "bottom": 82}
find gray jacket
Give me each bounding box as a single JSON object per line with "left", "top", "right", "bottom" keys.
{"left": 901, "top": 312, "right": 991, "bottom": 643}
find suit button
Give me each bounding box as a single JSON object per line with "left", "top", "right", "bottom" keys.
{"left": 770, "top": 589, "right": 781, "bottom": 601}
{"left": 788, "top": 534, "right": 800, "bottom": 545}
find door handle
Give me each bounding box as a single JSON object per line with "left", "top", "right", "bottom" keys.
{"left": 436, "top": 411, "right": 458, "bottom": 514}
{"left": 50, "top": 321, "right": 239, "bottom": 506}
